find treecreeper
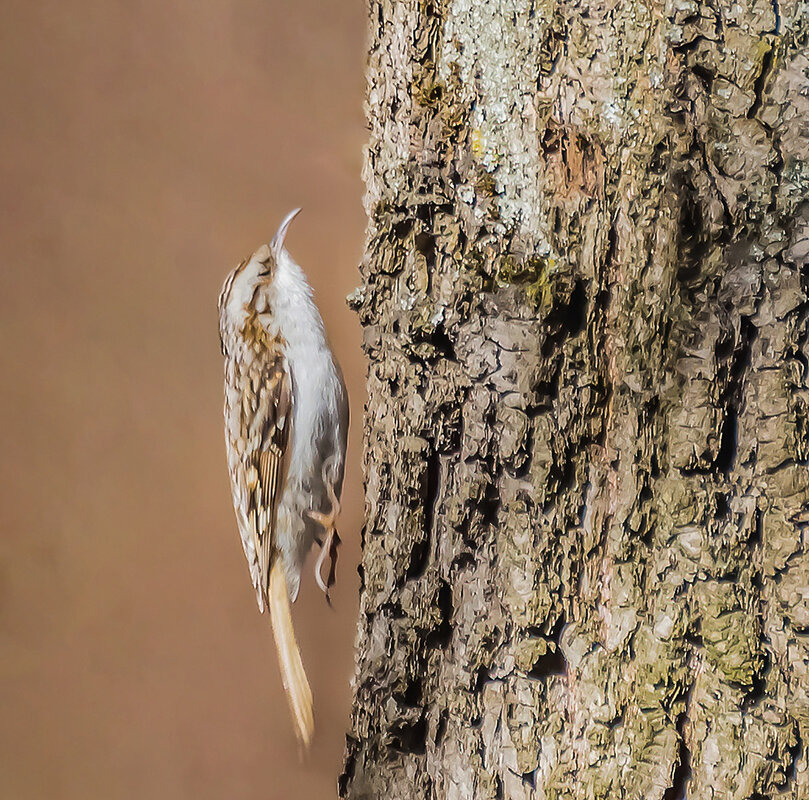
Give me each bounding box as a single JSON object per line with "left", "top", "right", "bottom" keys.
{"left": 218, "top": 209, "right": 349, "bottom": 745}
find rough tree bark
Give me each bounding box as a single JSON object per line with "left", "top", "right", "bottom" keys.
{"left": 340, "top": 0, "right": 809, "bottom": 798}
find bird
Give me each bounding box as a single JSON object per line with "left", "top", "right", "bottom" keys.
{"left": 218, "top": 208, "right": 349, "bottom": 746}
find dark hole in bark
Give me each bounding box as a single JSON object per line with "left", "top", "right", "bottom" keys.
{"left": 742, "top": 652, "right": 770, "bottom": 708}
{"left": 527, "top": 616, "right": 568, "bottom": 677}
{"left": 748, "top": 508, "right": 763, "bottom": 546}
{"left": 391, "top": 713, "right": 428, "bottom": 755}
{"left": 431, "top": 324, "right": 456, "bottom": 359}
{"left": 435, "top": 709, "right": 448, "bottom": 746}
{"left": 691, "top": 63, "right": 715, "bottom": 91}
{"left": 528, "top": 646, "right": 567, "bottom": 678}
{"left": 650, "top": 138, "right": 669, "bottom": 173}
{"left": 451, "top": 552, "right": 476, "bottom": 572}
{"left": 543, "top": 283, "right": 587, "bottom": 354}
{"left": 731, "top": 318, "right": 757, "bottom": 383}
{"left": 663, "top": 713, "right": 692, "bottom": 800}
{"left": 535, "top": 363, "right": 561, "bottom": 400}
{"left": 406, "top": 537, "right": 430, "bottom": 581}
{"left": 783, "top": 723, "right": 803, "bottom": 788}
{"left": 426, "top": 580, "right": 453, "bottom": 648}
{"left": 400, "top": 677, "right": 423, "bottom": 707}
{"left": 393, "top": 218, "right": 412, "bottom": 238}
{"left": 540, "top": 126, "right": 560, "bottom": 154}
{"left": 562, "top": 279, "right": 587, "bottom": 337}
{"left": 714, "top": 316, "right": 756, "bottom": 473}
{"left": 596, "top": 287, "right": 610, "bottom": 313}
{"left": 423, "top": 445, "right": 441, "bottom": 539}
{"left": 677, "top": 253, "right": 706, "bottom": 285}
{"left": 520, "top": 769, "right": 537, "bottom": 788}
{"left": 714, "top": 406, "right": 738, "bottom": 474}
{"left": 685, "top": 620, "right": 703, "bottom": 647}
{"left": 650, "top": 449, "right": 661, "bottom": 478}
{"left": 640, "top": 512, "right": 654, "bottom": 546}
{"left": 478, "top": 480, "right": 500, "bottom": 526}
{"left": 672, "top": 33, "right": 709, "bottom": 55}
{"left": 473, "top": 664, "right": 492, "bottom": 693}
{"left": 748, "top": 45, "right": 774, "bottom": 119}
{"left": 715, "top": 492, "right": 729, "bottom": 518}
{"left": 714, "top": 334, "right": 735, "bottom": 361}
{"left": 415, "top": 231, "right": 436, "bottom": 268}
{"left": 606, "top": 218, "right": 618, "bottom": 266}
{"left": 559, "top": 450, "right": 577, "bottom": 491}
{"left": 380, "top": 600, "right": 406, "bottom": 619}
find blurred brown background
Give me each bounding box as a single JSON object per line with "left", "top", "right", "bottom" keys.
{"left": 0, "top": 2, "right": 366, "bottom": 798}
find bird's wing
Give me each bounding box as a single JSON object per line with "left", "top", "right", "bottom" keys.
{"left": 234, "top": 341, "right": 312, "bottom": 745}
{"left": 240, "top": 347, "right": 292, "bottom": 604}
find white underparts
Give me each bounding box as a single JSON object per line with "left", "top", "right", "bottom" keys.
{"left": 267, "top": 250, "right": 346, "bottom": 599}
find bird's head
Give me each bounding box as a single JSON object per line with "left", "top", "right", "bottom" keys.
{"left": 218, "top": 208, "right": 301, "bottom": 337}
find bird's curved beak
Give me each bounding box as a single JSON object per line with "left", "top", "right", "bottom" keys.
{"left": 271, "top": 208, "right": 301, "bottom": 258}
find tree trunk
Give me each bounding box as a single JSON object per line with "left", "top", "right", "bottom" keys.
{"left": 341, "top": 1, "right": 809, "bottom": 797}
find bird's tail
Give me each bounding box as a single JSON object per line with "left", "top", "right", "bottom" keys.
{"left": 268, "top": 559, "right": 314, "bottom": 746}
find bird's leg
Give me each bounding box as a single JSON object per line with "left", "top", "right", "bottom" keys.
{"left": 306, "top": 459, "right": 341, "bottom": 600}
{"left": 312, "top": 525, "right": 340, "bottom": 602}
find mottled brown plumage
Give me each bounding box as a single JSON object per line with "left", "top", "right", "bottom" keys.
{"left": 218, "top": 210, "right": 348, "bottom": 745}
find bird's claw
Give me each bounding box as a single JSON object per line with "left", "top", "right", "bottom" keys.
{"left": 306, "top": 457, "right": 342, "bottom": 601}
{"left": 307, "top": 499, "right": 341, "bottom": 601}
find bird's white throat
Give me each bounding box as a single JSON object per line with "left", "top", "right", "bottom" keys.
{"left": 269, "top": 249, "right": 327, "bottom": 353}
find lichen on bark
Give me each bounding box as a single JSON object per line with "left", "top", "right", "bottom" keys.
{"left": 341, "top": 1, "right": 809, "bottom": 798}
